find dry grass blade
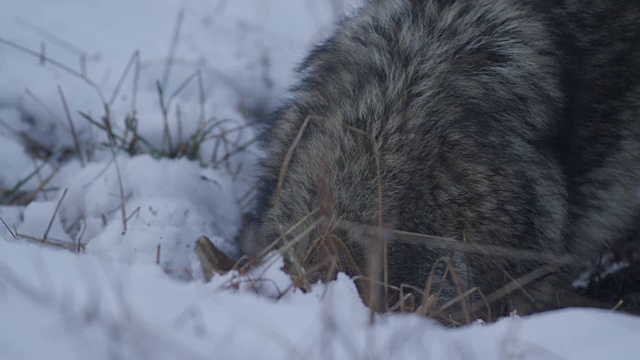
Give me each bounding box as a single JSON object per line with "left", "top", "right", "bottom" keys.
{"left": 108, "top": 51, "right": 141, "bottom": 107}
{"left": 39, "top": 42, "right": 46, "bottom": 65}
{"left": 303, "top": 232, "right": 364, "bottom": 280}
{"left": 16, "top": 18, "right": 87, "bottom": 76}
{"left": 17, "top": 231, "right": 84, "bottom": 252}
{"left": 112, "top": 152, "right": 127, "bottom": 235}
{"left": 0, "top": 216, "right": 17, "bottom": 239}
{"left": 155, "top": 81, "right": 174, "bottom": 154}
{"left": 102, "top": 118, "right": 129, "bottom": 234}
{"left": 197, "top": 71, "right": 206, "bottom": 126}
{"left": 42, "top": 188, "right": 68, "bottom": 242}
{"left": 78, "top": 112, "right": 160, "bottom": 157}
{"left": 440, "top": 257, "right": 471, "bottom": 324}
{"left": 272, "top": 115, "right": 313, "bottom": 213}
{"left": 271, "top": 218, "right": 326, "bottom": 290}
{"left": 344, "top": 124, "right": 388, "bottom": 312}
{"left": 276, "top": 218, "right": 324, "bottom": 256}
{"left": 76, "top": 211, "right": 88, "bottom": 253}
{"left": 125, "top": 206, "right": 141, "bottom": 224}
{"left": 57, "top": 85, "right": 85, "bottom": 166}
{"left": 255, "top": 218, "right": 325, "bottom": 291}
{"left": 211, "top": 137, "right": 258, "bottom": 168}
{"left": 417, "top": 257, "right": 453, "bottom": 316}
{"left": 0, "top": 36, "right": 107, "bottom": 104}
{"left": 30, "top": 156, "right": 47, "bottom": 201}
{"left": 16, "top": 17, "right": 87, "bottom": 60}
{"left": 204, "top": 119, "right": 261, "bottom": 141}
{"left": 162, "top": 6, "right": 185, "bottom": 89}
{"left": 22, "top": 166, "right": 60, "bottom": 204}
{"left": 436, "top": 287, "right": 478, "bottom": 319}
{"left": 335, "top": 220, "right": 580, "bottom": 265}
{"left": 611, "top": 299, "right": 625, "bottom": 311}
{"left": 251, "top": 209, "right": 320, "bottom": 262}
{"left": 388, "top": 291, "right": 415, "bottom": 312}
{"left": 130, "top": 51, "right": 141, "bottom": 116}
{"left": 176, "top": 105, "right": 184, "bottom": 145}
{"left": 167, "top": 70, "right": 200, "bottom": 110}
{"left": 470, "top": 261, "right": 569, "bottom": 315}
{"left": 2, "top": 153, "right": 59, "bottom": 205}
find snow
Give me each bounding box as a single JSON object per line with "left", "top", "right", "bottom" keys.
{"left": 2, "top": 239, "right": 639, "bottom": 359}
{"left": 0, "top": 0, "right": 639, "bottom": 359}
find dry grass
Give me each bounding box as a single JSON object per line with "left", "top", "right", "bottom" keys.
{"left": 0, "top": 20, "right": 257, "bottom": 265}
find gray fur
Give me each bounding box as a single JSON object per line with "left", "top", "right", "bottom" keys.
{"left": 242, "top": 0, "right": 640, "bottom": 318}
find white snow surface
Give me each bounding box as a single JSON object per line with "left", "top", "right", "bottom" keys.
{"left": 0, "top": 0, "right": 639, "bottom": 359}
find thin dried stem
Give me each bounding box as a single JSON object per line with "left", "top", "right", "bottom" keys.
{"left": 42, "top": 188, "right": 68, "bottom": 243}
{"left": 108, "top": 51, "right": 141, "bottom": 108}
{"left": 335, "top": 220, "right": 580, "bottom": 265}
{"left": 57, "top": 85, "right": 85, "bottom": 166}
{"left": 344, "top": 124, "right": 388, "bottom": 311}
{"left": 162, "top": 7, "right": 185, "bottom": 89}
{"left": 272, "top": 116, "right": 313, "bottom": 213}
{"left": 0, "top": 36, "right": 107, "bottom": 104}
{"left": 0, "top": 216, "right": 17, "bottom": 239}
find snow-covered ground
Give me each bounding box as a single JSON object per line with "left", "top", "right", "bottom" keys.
{"left": 0, "top": 0, "right": 639, "bottom": 359}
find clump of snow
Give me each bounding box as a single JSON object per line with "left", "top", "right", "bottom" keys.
{"left": 1, "top": 0, "right": 639, "bottom": 359}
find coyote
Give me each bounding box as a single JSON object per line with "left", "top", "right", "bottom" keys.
{"left": 239, "top": 0, "right": 640, "bottom": 319}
